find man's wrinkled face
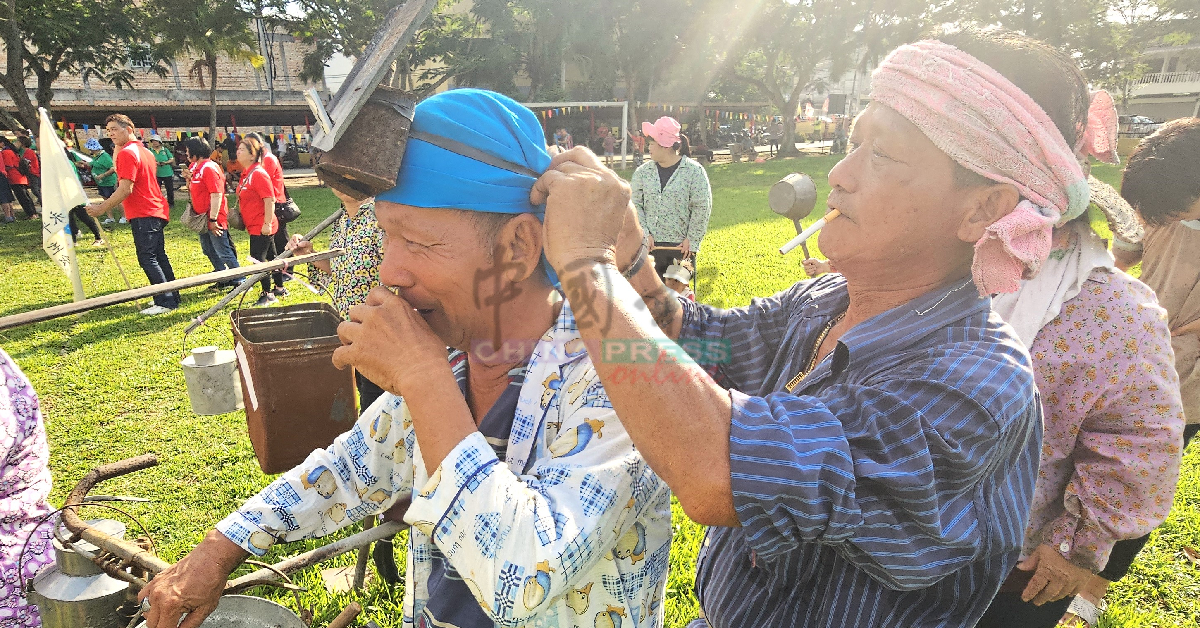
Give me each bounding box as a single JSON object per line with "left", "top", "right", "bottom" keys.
{"left": 375, "top": 201, "right": 505, "bottom": 351}
{"left": 819, "top": 103, "right": 978, "bottom": 274}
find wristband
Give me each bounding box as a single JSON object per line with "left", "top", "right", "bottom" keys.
{"left": 622, "top": 231, "right": 651, "bottom": 279}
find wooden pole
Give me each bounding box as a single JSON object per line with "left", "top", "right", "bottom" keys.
{"left": 0, "top": 250, "right": 342, "bottom": 331}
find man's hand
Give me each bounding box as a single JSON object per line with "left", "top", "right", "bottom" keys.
{"left": 139, "top": 530, "right": 247, "bottom": 628}
{"left": 531, "top": 147, "right": 635, "bottom": 273}
{"left": 86, "top": 202, "right": 105, "bottom": 217}
{"left": 1017, "top": 544, "right": 1094, "bottom": 606}
{"left": 332, "top": 287, "right": 450, "bottom": 396}
{"left": 285, "top": 234, "right": 314, "bottom": 256}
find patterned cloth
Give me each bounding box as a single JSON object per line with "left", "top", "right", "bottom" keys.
{"left": 308, "top": 200, "right": 384, "bottom": 318}
{"left": 680, "top": 274, "right": 1043, "bottom": 628}
{"left": 1021, "top": 268, "right": 1184, "bottom": 573}
{"left": 630, "top": 156, "right": 712, "bottom": 252}
{"left": 218, "top": 301, "right": 673, "bottom": 628}
{"left": 870, "top": 40, "right": 1089, "bottom": 296}
{"left": 0, "top": 349, "right": 55, "bottom": 628}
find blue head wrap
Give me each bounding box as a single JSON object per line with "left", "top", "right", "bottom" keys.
{"left": 377, "top": 89, "right": 558, "bottom": 286}
{"left": 378, "top": 89, "right": 551, "bottom": 214}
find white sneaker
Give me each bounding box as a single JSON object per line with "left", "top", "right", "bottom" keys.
{"left": 139, "top": 305, "right": 172, "bottom": 315}
{"left": 101, "top": 217, "right": 115, "bottom": 224}
{"left": 92, "top": 239, "right": 107, "bottom": 247}
{"left": 118, "top": 217, "right": 128, "bottom": 224}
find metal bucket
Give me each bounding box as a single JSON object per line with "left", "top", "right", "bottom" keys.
{"left": 29, "top": 519, "right": 131, "bottom": 628}
{"left": 135, "top": 595, "right": 305, "bottom": 628}
{"left": 315, "top": 87, "right": 416, "bottom": 201}
{"left": 182, "top": 346, "right": 244, "bottom": 416}
{"left": 231, "top": 303, "right": 358, "bottom": 474}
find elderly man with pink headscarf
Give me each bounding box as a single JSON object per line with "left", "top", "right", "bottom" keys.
{"left": 530, "top": 29, "right": 1100, "bottom": 628}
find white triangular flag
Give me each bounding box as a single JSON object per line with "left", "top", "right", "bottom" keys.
{"left": 38, "top": 107, "right": 86, "bottom": 301}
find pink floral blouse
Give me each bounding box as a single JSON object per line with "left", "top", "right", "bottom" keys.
{"left": 1023, "top": 269, "right": 1185, "bottom": 572}
{"left": 0, "top": 349, "right": 54, "bottom": 627}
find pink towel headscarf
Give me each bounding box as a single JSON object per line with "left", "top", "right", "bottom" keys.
{"left": 870, "top": 40, "right": 1089, "bottom": 295}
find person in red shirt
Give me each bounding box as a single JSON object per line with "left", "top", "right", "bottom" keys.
{"left": 1, "top": 137, "right": 37, "bottom": 219}
{"left": 235, "top": 135, "right": 284, "bottom": 307}
{"left": 86, "top": 113, "right": 179, "bottom": 314}
{"left": 16, "top": 136, "right": 41, "bottom": 204}
{"left": 184, "top": 136, "right": 240, "bottom": 286}
{"left": 245, "top": 132, "right": 293, "bottom": 276}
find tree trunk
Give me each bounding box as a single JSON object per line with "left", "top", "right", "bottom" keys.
{"left": 208, "top": 54, "right": 218, "bottom": 140}
{"left": 0, "top": 0, "right": 36, "bottom": 130}
{"left": 34, "top": 71, "right": 54, "bottom": 123}
{"left": 776, "top": 95, "right": 801, "bottom": 157}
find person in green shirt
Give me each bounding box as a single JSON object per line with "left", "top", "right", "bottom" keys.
{"left": 149, "top": 136, "right": 177, "bottom": 209}
{"left": 86, "top": 138, "right": 120, "bottom": 224}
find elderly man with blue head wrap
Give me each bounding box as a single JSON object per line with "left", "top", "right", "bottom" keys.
{"left": 139, "top": 89, "right": 672, "bottom": 628}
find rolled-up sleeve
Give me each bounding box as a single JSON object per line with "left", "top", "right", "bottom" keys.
{"left": 728, "top": 375, "right": 1011, "bottom": 591}
{"left": 680, "top": 279, "right": 830, "bottom": 392}
{"left": 217, "top": 396, "right": 415, "bottom": 556}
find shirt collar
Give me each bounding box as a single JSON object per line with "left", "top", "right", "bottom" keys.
{"left": 805, "top": 274, "right": 991, "bottom": 370}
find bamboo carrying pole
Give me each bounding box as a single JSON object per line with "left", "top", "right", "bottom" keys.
{"left": 0, "top": 250, "right": 342, "bottom": 331}
{"left": 184, "top": 207, "right": 346, "bottom": 335}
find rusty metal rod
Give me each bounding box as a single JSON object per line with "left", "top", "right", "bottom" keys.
{"left": 182, "top": 208, "right": 345, "bottom": 336}
{"left": 0, "top": 250, "right": 343, "bottom": 331}
{"left": 60, "top": 454, "right": 172, "bottom": 577}
{"left": 225, "top": 522, "right": 404, "bottom": 593}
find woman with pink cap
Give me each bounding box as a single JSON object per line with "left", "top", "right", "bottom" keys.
{"left": 629, "top": 116, "right": 713, "bottom": 279}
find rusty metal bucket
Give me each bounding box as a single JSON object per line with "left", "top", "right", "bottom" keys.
{"left": 314, "top": 87, "right": 416, "bottom": 201}
{"left": 231, "top": 303, "right": 358, "bottom": 474}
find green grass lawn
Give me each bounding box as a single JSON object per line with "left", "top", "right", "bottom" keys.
{"left": 0, "top": 158, "right": 1195, "bottom": 626}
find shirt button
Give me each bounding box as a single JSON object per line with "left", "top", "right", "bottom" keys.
{"left": 1059, "top": 542, "right": 1070, "bottom": 553}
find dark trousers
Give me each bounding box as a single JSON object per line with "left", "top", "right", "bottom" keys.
{"left": 12, "top": 184, "right": 36, "bottom": 217}
{"left": 69, "top": 205, "right": 101, "bottom": 241}
{"left": 1097, "top": 422, "right": 1200, "bottom": 581}
{"left": 27, "top": 174, "right": 40, "bottom": 202}
{"left": 130, "top": 217, "right": 179, "bottom": 309}
{"left": 273, "top": 222, "right": 290, "bottom": 276}
{"left": 158, "top": 176, "right": 175, "bottom": 208}
{"left": 356, "top": 371, "right": 385, "bottom": 415}
{"left": 248, "top": 233, "right": 283, "bottom": 294}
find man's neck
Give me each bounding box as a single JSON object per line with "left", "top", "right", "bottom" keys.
{"left": 841, "top": 270, "right": 972, "bottom": 330}
{"left": 464, "top": 284, "right": 560, "bottom": 421}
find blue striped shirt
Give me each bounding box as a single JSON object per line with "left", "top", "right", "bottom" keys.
{"left": 680, "top": 274, "right": 1042, "bottom": 628}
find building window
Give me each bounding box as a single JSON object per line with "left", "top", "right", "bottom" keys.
{"left": 128, "top": 46, "right": 155, "bottom": 71}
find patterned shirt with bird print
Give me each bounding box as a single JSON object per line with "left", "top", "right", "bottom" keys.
{"left": 218, "top": 301, "right": 673, "bottom": 628}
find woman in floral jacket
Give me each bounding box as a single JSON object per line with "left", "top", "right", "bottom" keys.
{"left": 630, "top": 116, "right": 713, "bottom": 279}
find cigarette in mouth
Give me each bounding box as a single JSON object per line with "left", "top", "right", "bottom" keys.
{"left": 779, "top": 209, "right": 841, "bottom": 255}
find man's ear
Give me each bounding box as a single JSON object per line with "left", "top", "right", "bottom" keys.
{"left": 957, "top": 182, "right": 1021, "bottom": 244}
{"left": 497, "top": 213, "right": 544, "bottom": 283}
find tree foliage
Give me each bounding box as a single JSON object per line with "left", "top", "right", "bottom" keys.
{"left": 148, "top": 0, "right": 261, "bottom": 138}
{"left": 0, "top": 0, "right": 154, "bottom": 130}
